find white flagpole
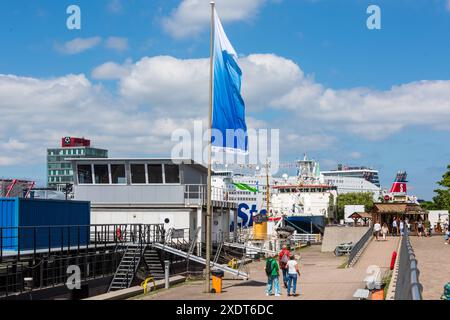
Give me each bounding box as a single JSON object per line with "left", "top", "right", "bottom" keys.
{"left": 205, "top": 0, "right": 215, "bottom": 294}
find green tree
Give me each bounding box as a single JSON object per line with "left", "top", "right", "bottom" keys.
{"left": 430, "top": 165, "right": 450, "bottom": 211}
{"left": 420, "top": 201, "right": 437, "bottom": 210}
{"left": 336, "top": 192, "right": 374, "bottom": 220}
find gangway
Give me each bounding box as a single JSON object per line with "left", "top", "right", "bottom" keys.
{"left": 223, "top": 242, "right": 277, "bottom": 256}
{"left": 152, "top": 243, "right": 248, "bottom": 279}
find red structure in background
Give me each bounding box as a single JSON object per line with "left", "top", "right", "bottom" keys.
{"left": 390, "top": 182, "right": 407, "bottom": 194}
{"left": 61, "top": 137, "right": 90, "bottom": 148}
{"left": 389, "top": 171, "right": 408, "bottom": 194}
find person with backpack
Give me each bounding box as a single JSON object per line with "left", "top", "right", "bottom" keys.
{"left": 278, "top": 245, "right": 291, "bottom": 288}
{"left": 265, "top": 255, "right": 281, "bottom": 296}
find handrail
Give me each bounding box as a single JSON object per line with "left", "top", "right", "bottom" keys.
{"left": 347, "top": 226, "right": 373, "bottom": 267}
{"left": 394, "top": 233, "right": 423, "bottom": 300}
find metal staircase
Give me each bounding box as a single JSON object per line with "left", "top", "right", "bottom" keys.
{"left": 108, "top": 244, "right": 143, "bottom": 292}
{"left": 144, "top": 248, "right": 165, "bottom": 280}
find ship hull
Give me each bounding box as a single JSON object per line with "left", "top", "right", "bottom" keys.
{"left": 285, "top": 216, "right": 325, "bottom": 234}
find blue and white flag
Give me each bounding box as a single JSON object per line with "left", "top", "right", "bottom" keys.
{"left": 212, "top": 9, "right": 248, "bottom": 154}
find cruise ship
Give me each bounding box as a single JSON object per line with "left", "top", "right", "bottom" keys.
{"left": 321, "top": 164, "right": 381, "bottom": 200}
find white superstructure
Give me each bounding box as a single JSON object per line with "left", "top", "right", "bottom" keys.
{"left": 321, "top": 165, "right": 381, "bottom": 200}
{"left": 271, "top": 155, "right": 337, "bottom": 220}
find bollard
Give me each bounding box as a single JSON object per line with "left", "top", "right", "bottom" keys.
{"left": 164, "top": 260, "right": 170, "bottom": 289}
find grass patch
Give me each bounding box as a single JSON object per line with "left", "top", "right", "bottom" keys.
{"left": 383, "top": 271, "right": 392, "bottom": 299}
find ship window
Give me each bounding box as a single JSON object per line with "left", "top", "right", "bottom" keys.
{"left": 148, "top": 164, "right": 163, "bottom": 183}
{"left": 165, "top": 164, "right": 180, "bottom": 184}
{"left": 111, "top": 164, "right": 126, "bottom": 184}
{"left": 77, "top": 165, "right": 93, "bottom": 184}
{"left": 94, "top": 165, "right": 109, "bottom": 184}
{"left": 131, "top": 164, "right": 146, "bottom": 184}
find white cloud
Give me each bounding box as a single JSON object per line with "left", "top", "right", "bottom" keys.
{"left": 116, "top": 53, "right": 450, "bottom": 140}
{"left": 2, "top": 52, "right": 450, "bottom": 169}
{"left": 55, "top": 37, "right": 102, "bottom": 55}
{"left": 1, "top": 139, "right": 28, "bottom": 151}
{"left": 105, "top": 37, "right": 129, "bottom": 52}
{"left": 162, "top": 0, "right": 266, "bottom": 39}
{"left": 92, "top": 59, "right": 132, "bottom": 80}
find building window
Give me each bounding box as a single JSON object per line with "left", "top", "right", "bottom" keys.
{"left": 131, "top": 164, "right": 146, "bottom": 184}
{"left": 78, "top": 165, "right": 93, "bottom": 184}
{"left": 111, "top": 164, "right": 126, "bottom": 184}
{"left": 165, "top": 164, "right": 180, "bottom": 184}
{"left": 148, "top": 164, "right": 163, "bottom": 183}
{"left": 94, "top": 165, "right": 109, "bottom": 184}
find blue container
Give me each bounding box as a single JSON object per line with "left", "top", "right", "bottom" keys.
{"left": 0, "top": 198, "right": 90, "bottom": 252}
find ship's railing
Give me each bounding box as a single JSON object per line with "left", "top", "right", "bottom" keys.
{"left": 289, "top": 233, "right": 322, "bottom": 244}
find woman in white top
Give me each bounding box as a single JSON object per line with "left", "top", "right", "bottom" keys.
{"left": 374, "top": 222, "right": 381, "bottom": 241}
{"left": 392, "top": 219, "right": 398, "bottom": 237}
{"left": 381, "top": 223, "right": 389, "bottom": 241}
{"left": 286, "top": 255, "right": 300, "bottom": 297}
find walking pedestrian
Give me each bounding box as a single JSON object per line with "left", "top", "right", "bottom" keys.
{"left": 399, "top": 219, "right": 405, "bottom": 236}
{"left": 374, "top": 221, "right": 381, "bottom": 241}
{"left": 417, "top": 220, "right": 423, "bottom": 237}
{"left": 265, "top": 255, "right": 281, "bottom": 296}
{"left": 444, "top": 226, "right": 450, "bottom": 245}
{"left": 286, "top": 255, "right": 301, "bottom": 297}
{"left": 424, "top": 219, "right": 432, "bottom": 237}
{"left": 405, "top": 218, "right": 411, "bottom": 235}
{"left": 381, "top": 223, "right": 389, "bottom": 241}
{"left": 278, "top": 245, "right": 291, "bottom": 288}
{"left": 392, "top": 218, "right": 398, "bottom": 237}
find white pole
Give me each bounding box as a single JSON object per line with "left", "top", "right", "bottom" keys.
{"left": 205, "top": 0, "right": 215, "bottom": 294}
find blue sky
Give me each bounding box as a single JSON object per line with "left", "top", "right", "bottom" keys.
{"left": 0, "top": 0, "right": 450, "bottom": 199}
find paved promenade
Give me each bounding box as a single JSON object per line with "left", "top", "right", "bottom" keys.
{"left": 134, "top": 237, "right": 398, "bottom": 300}
{"left": 354, "top": 236, "right": 400, "bottom": 274}
{"left": 410, "top": 236, "right": 450, "bottom": 300}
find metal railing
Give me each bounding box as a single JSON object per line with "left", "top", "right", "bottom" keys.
{"left": 347, "top": 226, "right": 373, "bottom": 267}
{"left": 289, "top": 233, "right": 322, "bottom": 244}
{"left": 184, "top": 184, "right": 235, "bottom": 205}
{"left": 394, "top": 233, "right": 423, "bottom": 300}
{"left": 0, "top": 223, "right": 164, "bottom": 298}
{"left": 0, "top": 223, "right": 165, "bottom": 263}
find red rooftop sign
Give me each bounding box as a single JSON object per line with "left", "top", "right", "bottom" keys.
{"left": 61, "top": 137, "right": 91, "bottom": 148}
